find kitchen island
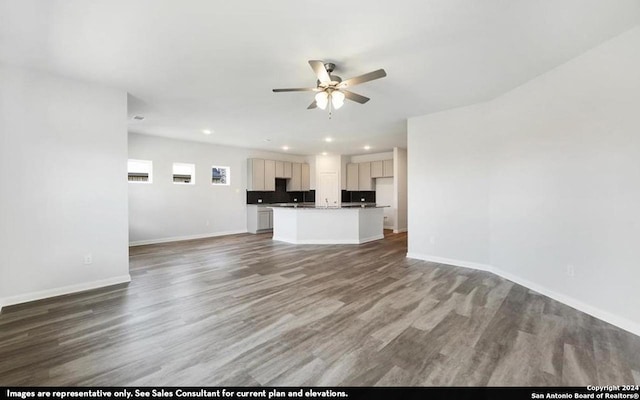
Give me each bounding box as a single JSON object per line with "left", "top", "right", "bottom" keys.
{"left": 271, "top": 205, "right": 386, "bottom": 244}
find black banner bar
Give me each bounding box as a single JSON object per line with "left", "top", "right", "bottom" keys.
{"left": 2, "top": 386, "right": 639, "bottom": 400}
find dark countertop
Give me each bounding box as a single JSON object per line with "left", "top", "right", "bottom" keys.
{"left": 270, "top": 203, "right": 388, "bottom": 209}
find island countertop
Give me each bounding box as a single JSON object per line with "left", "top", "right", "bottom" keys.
{"left": 271, "top": 206, "right": 385, "bottom": 244}
{"left": 269, "top": 203, "right": 388, "bottom": 209}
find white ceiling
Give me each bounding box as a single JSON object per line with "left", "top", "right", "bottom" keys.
{"left": 1, "top": 1, "right": 639, "bottom": 156}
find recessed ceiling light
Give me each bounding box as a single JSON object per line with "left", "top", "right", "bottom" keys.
{"left": 282, "top": 146, "right": 289, "bottom": 151}
{"left": 321, "top": 152, "right": 328, "bottom": 156}
{"left": 324, "top": 137, "right": 333, "bottom": 143}
{"left": 364, "top": 145, "right": 371, "bottom": 150}
{"left": 202, "top": 129, "right": 212, "bottom": 135}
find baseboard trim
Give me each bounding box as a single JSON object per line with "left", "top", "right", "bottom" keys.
{"left": 406, "top": 253, "right": 492, "bottom": 272}
{"left": 359, "top": 234, "right": 385, "bottom": 244}
{"left": 129, "top": 230, "right": 247, "bottom": 246}
{"left": 393, "top": 228, "right": 408, "bottom": 233}
{"left": 406, "top": 253, "right": 640, "bottom": 337}
{"left": 492, "top": 266, "right": 640, "bottom": 338}
{"left": 0, "top": 274, "right": 132, "bottom": 312}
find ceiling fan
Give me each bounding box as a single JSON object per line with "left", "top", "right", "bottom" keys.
{"left": 272, "top": 60, "right": 387, "bottom": 114}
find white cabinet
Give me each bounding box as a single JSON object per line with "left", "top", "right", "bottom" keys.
{"left": 247, "top": 159, "right": 265, "bottom": 191}
{"left": 358, "top": 162, "right": 372, "bottom": 190}
{"left": 346, "top": 163, "right": 359, "bottom": 191}
{"left": 283, "top": 162, "right": 292, "bottom": 178}
{"left": 383, "top": 159, "right": 393, "bottom": 177}
{"left": 288, "top": 162, "right": 302, "bottom": 191}
{"left": 371, "top": 161, "right": 384, "bottom": 178}
{"left": 258, "top": 210, "right": 272, "bottom": 230}
{"left": 275, "top": 160, "right": 284, "bottom": 178}
{"left": 301, "top": 163, "right": 310, "bottom": 191}
{"left": 371, "top": 160, "right": 393, "bottom": 178}
{"left": 249, "top": 158, "right": 310, "bottom": 192}
{"left": 346, "top": 159, "right": 393, "bottom": 190}
{"left": 247, "top": 205, "right": 273, "bottom": 233}
{"left": 264, "top": 160, "right": 276, "bottom": 191}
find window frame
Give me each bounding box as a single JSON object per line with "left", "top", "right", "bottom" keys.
{"left": 172, "top": 162, "right": 196, "bottom": 185}
{"left": 127, "top": 159, "right": 153, "bottom": 184}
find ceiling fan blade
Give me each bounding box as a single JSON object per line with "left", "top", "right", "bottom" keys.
{"left": 307, "top": 100, "right": 317, "bottom": 109}
{"left": 309, "top": 60, "right": 331, "bottom": 83}
{"left": 273, "top": 87, "right": 318, "bottom": 92}
{"left": 338, "top": 69, "right": 387, "bottom": 88}
{"left": 342, "top": 90, "right": 370, "bottom": 104}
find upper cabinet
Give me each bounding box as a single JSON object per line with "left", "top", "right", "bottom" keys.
{"left": 383, "top": 159, "right": 393, "bottom": 177}
{"left": 248, "top": 158, "right": 309, "bottom": 192}
{"left": 264, "top": 159, "right": 276, "bottom": 191}
{"left": 301, "top": 163, "right": 310, "bottom": 191}
{"left": 347, "top": 159, "right": 394, "bottom": 190}
{"left": 283, "top": 161, "right": 292, "bottom": 178}
{"left": 358, "top": 162, "right": 373, "bottom": 191}
{"left": 275, "top": 161, "right": 293, "bottom": 178}
{"left": 288, "top": 162, "right": 302, "bottom": 191}
{"left": 275, "top": 161, "right": 284, "bottom": 178}
{"left": 371, "top": 160, "right": 384, "bottom": 178}
{"left": 346, "top": 163, "right": 359, "bottom": 191}
{"left": 247, "top": 159, "right": 266, "bottom": 191}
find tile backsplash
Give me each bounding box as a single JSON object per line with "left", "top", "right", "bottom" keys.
{"left": 341, "top": 190, "right": 376, "bottom": 203}
{"left": 247, "top": 178, "right": 315, "bottom": 204}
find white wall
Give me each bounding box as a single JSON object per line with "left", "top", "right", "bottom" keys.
{"left": 407, "top": 26, "right": 640, "bottom": 335}
{"left": 376, "top": 177, "right": 394, "bottom": 229}
{"left": 393, "top": 147, "right": 408, "bottom": 233}
{"left": 128, "top": 133, "right": 307, "bottom": 245}
{"left": 0, "top": 65, "right": 130, "bottom": 309}
{"left": 349, "top": 151, "right": 394, "bottom": 164}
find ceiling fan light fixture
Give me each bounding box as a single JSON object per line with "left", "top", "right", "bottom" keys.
{"left": 272, "top": 60, "right": 386, "bottom": 115}
{"left": 315, "top": 91, "right": 328, "bottom": 110}
{"left": 331, "top": 91, "right": 345, "bottom": 109}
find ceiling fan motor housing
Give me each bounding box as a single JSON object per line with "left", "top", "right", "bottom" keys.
{"left": 324, "top": 63, "right": 336, "bottom": 73}
{"left": 317, "top": 63, "right": 342, "bottom": 87}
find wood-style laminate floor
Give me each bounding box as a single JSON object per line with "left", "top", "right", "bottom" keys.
{"left": 1, "top": 231, "right": 639, "bottom": 386}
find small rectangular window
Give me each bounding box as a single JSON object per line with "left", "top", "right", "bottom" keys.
{"left": 211, "top": 166, "right": 230, "bottom": 185}
{"left": 173, "top": 163, "right": 195, "bottom": 184}
{"left": 128, "top": 159, "right": 153, "bottom": 183}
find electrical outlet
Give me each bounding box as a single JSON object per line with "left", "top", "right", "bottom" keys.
{"left": 429, "top": 236, "right": 435, "bottom": 244}
{"left": 206, "top": 220, "right": 210, "bottom": 226}
{"left": 566, "top": 264, "right": 575, "bottom": 277}
{"left": 84, "top": 254, "right": 93, "bottom": 265}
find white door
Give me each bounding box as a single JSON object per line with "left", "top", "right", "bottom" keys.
{"left": 317, "top": 172, "right": 340, "bottom": 207}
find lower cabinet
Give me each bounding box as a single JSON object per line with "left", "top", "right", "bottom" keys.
{"left": 258, "top": 210, "right": 272, "bottom": 231}
{"left": 247, "top": 205, "right": 273, "bottom": 233}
